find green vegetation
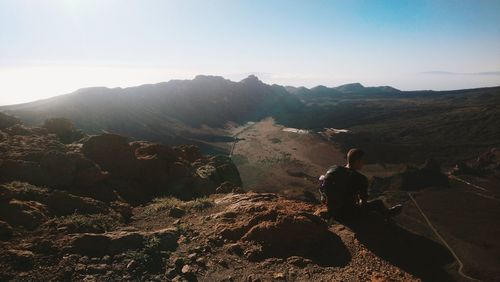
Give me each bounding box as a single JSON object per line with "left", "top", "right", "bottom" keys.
{"left": 143, "top": 197, "right": 214, "bottom": 215}
{"left": 2, "top": 181, "right": 48, "bottom": 194}
{"left": 123, "top": 235, "right": 169, "bottom": 273}
{"left": 54, "top": 213, "right": 121, "bottom": 233}
{"left": 0, "top": 181, "right": 49, "bottom": 202}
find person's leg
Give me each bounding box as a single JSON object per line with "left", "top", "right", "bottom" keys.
{"left": 364, "top": 199, "right": 388, "bottom": 213}
{"left": 364, "top": 199, "right": 403, "bottom": 217}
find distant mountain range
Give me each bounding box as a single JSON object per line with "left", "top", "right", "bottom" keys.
{"left": 1, "top": 75, "right": 500, "bottom": 162}
{"left": 0, "top": 75, "right": 403, "bottom": 146}
{"left": 286, "top": 82, "right": 401, "bottom": 96}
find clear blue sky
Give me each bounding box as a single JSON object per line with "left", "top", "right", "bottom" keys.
{"left": 1, "top": 0, "right": 500, "bottom": 105}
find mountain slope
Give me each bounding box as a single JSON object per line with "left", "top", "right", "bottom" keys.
{"left": 0, "top": 75, "right": 303, "bottom": 151}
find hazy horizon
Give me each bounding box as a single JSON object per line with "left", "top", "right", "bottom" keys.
{"left": 1, "top": 0, "right": 500, "bottom": 105}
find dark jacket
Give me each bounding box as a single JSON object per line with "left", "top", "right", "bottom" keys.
{"left": 324, "top": 167, "right": 368, "bottom": 216}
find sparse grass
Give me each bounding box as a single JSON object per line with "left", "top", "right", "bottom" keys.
{"left": 143, "top": 197, "right": 214, "bottom": 216}
{"left": 3, "top": 181, "right": 48, "bottom": 193}
{"left": 174, "top": 223, "right": 190, "bottom": 238}
{"left": 0, "top": 182, "right": 54, "bottom": 206}
{"left": 187, "top": 197, "right": 214, "bottom": 211}
{"left": 54, "top": 213, "right": 121, "bottom": 233}
{"left": 123, "top": 236, "right": 166, "bottom": 273}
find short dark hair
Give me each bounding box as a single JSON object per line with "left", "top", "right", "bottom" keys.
{"left": 347, "top": 148, "right": 364, "bottom": 164}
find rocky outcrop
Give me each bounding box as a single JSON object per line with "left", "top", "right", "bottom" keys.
{"left": 45, "top": 190, "right": 109, "bottom": 216}
{"left": 0, "top": 131, "right": 106, "bottom": 192}
{"left": 0, "top": 112, "right": 21, "bottom": 130}
{"left": 82, "top": 134, "right": 139, "bottom": 179}
{"left": 43, "top": 117, "right": 85, "bottom": 144}
{"left": 0, "top": 199, "right": 48, "bottom": 230}
{"left": 82, "top": 133, "right": 241, "bottom": 204}
{"left": 451, "top": 147, "right": 500, "bottom": 176}
{"left": 62, "top": 228, "right": 179, "bottom": 256}
{"left": 213, "top": 193, "right": 348, "bottom": 265}
{"left": 0, "top": 220, "right": 13, "bottom": 240}
{"left": 0, "top": 114, "right": 242, "bottom": 205}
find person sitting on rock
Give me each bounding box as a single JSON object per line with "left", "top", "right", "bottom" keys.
{"left": 319, "top": 148, "right": 402, "bottom": 221}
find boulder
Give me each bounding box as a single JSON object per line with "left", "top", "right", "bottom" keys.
{"left": 5, "top": 249, "right": 35, "bottom": 270}
{"left": 45, "top": 190, "right": 109, "bottom": 216}
{"left": 43, "top": 117, "right": 84, "bottom": 144}
{"left": 169, "top": 206, "right": 186, "bottom": 218}
{"left": 215, "top": 181, "right": 244, "bottom": 194}
{"left": 82, "top": 134, "right": 139, "bottom": 179}
{"left": 149, "top": 228, "right": 179, "bottom": 251}
{"left": 241, "top": 213, "right": 331, "bottom": 258}
{"left": 214, "top": 193, "right": 348, "bottom": 265}
{"left": 0, "top": 159, "right": 49, "bottom": 187}
{"left": 65, "top": 228, "right": 179, "bottom": 256}
{"left": 67, "top": 153, "right": 108, "bottom": 188}
{"left": 107, "top": 231, "right": 145, "bottom": 254}
{"left": 110, "top": 201, "right": 133, "bottom": 221}
{"left": 196, "top": 156, "right": 242, "bottom": 191}
{"left": 0, "top": 220, "right": 13, "bottom": 240}
{"left": 135, "top": 143, "right": 178, "bottom": 162}
{"left": 68, "top": 233, "right": 112, "bottom": 256}
{"left": 40, "top": 150, "right": 77, "bottom": 187}
{"left": 169, "top": 161, "right": 191, "bottom": 178}
{"left": 0, "top": 199, "right": 48, "bottom": 230}
{"left": 173, "top": 145, "right": 203, "bottom": 163}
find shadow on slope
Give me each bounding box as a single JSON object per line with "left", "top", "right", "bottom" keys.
{"left": 343, "top": 214, "right": 456, "bottom": 281}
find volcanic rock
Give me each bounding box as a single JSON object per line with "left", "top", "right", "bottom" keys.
{"left": 0, "top": 199, "right": 48, "bottom": 230}
{"left": 82, "top": 134, "right": 139, "bottom": 179}
{"left": 0, "top": 220, "right": 13, "bottom": 240}
{"left": 45, "top": 190, "right": 109, "bottom": 216}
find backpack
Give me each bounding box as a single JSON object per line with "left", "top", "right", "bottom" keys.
{"left": 318, "top": 165, "right": 350, "bottom": 210}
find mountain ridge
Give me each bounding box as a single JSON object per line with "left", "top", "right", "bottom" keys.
{"left": 2, "top": 75, "right": 500, "bottom": 164}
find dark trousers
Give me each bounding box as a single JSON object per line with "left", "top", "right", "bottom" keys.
{"left": 363, "top": 199, "right": 389, "bottom": 214}
{"left": 331, "top": 199, "right": 389, "bottom": 221}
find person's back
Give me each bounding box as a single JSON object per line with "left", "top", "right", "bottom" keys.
{"left": 320, "top": 148, "right": 402, "bottom": 221}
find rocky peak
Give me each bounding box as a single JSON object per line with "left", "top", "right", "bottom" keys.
{"left": 240, "top": 74, "right": 263, "bottom": 85}
{"left": 335, "top": 82, "right": 365, "bottom": 93}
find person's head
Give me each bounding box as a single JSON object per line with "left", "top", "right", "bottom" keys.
{"left": 347, "top": 148, "right": 365, "bottom": 170}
